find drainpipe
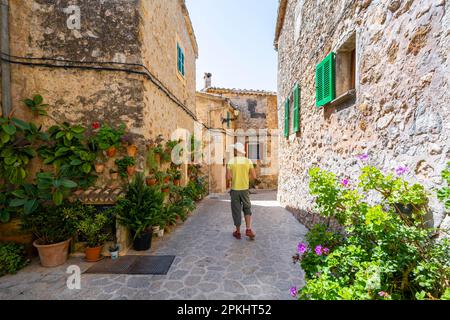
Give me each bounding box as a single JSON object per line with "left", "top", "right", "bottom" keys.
{"left": 1, "top": 0, "right": 11, "bottom": 116}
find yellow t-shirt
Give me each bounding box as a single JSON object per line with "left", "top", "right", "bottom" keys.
{"left": 227, "top": 156, "right": 254, "bottom": 191}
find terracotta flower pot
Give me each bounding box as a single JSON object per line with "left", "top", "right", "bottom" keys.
{"left": 106, "top": 146, "right": 117, "bottom": 157}
{"left": 33, "top": 239, "right": 71, "bottom": 267}
{"left": 162, "top": 187, "right": 170, "bottom": 194}
{"left": 127, "top": 145, "right": 138, "bottom": 157}
{"left": 163, "top": 176, "right": 171, "bottom": 184}
{"left": 146, "top": 177, "right": 157, "bottom": 186}
{"left": 174, "top": 179, "right": 181, "bottom": 186}
{"left": 85, "top": 245, "right": 103, "bottom": 262}
{"left": 127, "top": 166, "right": 136, "bottom": 176}
{"left": 95, "top": 164, "right": 105, "bottom": 173}
{"left": 110, "top": 172, "right": 119, "bottom": 180}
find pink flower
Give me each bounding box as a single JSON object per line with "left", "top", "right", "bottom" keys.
{"left": 297, "top": 243, "right": 307, "bottom": 255}
{"left": 315, "top": 272, "right": 321, "bottom": 277}
{"left": 341, "top": 179, "right": 349, "bottom": 187}
{"left": 378, "top": 291, "right": 389, "bottom": 298}
{"left": 395, "top": 166, "right": 408, "bottom": 176}
{"left": 315, "top": 245, "right": 323, "bottom": 256}
{"left": 323, "top": 247, "right": 330, "bottom": 255}
{"left": 290, "top": 287, "right": 297, "bottom": 298}
{"left": 357, "top": 154, "right": 369, "bottom": 161}
{"left": 92, "top": 122, "right": 101, "bottom": 130}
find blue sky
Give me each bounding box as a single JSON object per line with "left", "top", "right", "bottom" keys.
{"left": 186, "top": 0, "right": 278, "bottom": 92}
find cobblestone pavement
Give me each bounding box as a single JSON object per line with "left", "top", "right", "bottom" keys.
{"left": 0, "top": 191, "right": 307, "bottom": 300}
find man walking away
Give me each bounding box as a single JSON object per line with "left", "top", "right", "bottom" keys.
{"left": 226, "top": 143, "right": 257, "bottom": 240}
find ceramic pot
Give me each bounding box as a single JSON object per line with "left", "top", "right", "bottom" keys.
{"left": 106, "top": 146, "right": 117, "bottom": 157}
{"left": 127, "top": 166, "right": 136, "bottom": 176}
{"left": 95, "top": 164, "right": 105, "bottom": 173}
{"left": 127, "top": 145, "right": 137, "bottom": 157}
{"left": 33, "top": 239, "right": 71, "bottom": 267}
{"left": 85, "top": 245, "right": 103, "bottom": 262}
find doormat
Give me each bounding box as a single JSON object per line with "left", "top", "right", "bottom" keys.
{"left": 85, "top": 256, "right": 176, "bottom": 275}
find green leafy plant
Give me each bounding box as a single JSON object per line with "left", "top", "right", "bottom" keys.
{"left": 114, "top": 173, "right": 164, "bottom": 239}
{"left": 78, "top": 210, "right": 111, "bottom": 248}
{"left": 0, "top": 242, "right": 29, "bottom": 277}
{"left": 21, "top": 201, "right": 86, "bottom": 245}
{"left": 94, "top": 123, "right": 126, "bottom": 150}
{"left": 38, "top": 122, "right": 97, "bottom": 188}
{"left": 23, "top": 94, "right": 49, "bottom": 116}
{"left": 292, "top": 166, "right": 450, "bottom": 300}
{"left": 0, "top": 116, "right": 45, "bottom": 185}
{"left": 115, "top": 156, "right": 136, "bottom": 178}
{"left": 437, "top": 162, "right": 450, "bottom": 210}
{"left": 10, "top": 172, "right": 78, "bottom": 215}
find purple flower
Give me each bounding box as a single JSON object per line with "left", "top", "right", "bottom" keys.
{"left": 290, "top": 287, "right": 298, "bottom": 298}
{"left": 378, "top": 291, "right": 389, "bottom": 297}
{"left": 297, "top": 242, "right": 307, "bottom": 255}
{"left": 315, "top": 272, "right": 321, "bottom": 277}
{"left": 323, "top": 247, "right": 330, "bottom": 255}
{"left": 341, "top": 178, "right": 349, "bottom": 187}
{"left": 395, "top": 166, "right": 408, "bottom": 176}
{"left": 357, "top": 153, "right": 369, "bottom": 161}
{"left": 315, "top": 245, "right": 323, "bottom": 256}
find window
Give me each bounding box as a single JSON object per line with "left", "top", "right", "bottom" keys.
{"left": 226, "top": 112, "right": 231, "bottom": 128}
{"left": 316, "top": 32, "right": 357, "bottom": 108}
{"left": 177, "top": 42, "right": 185, "bottom": 77}
{"left": 247, "top": 143, "right": 263, "bottom": 161}
{"left": 316, "top": 52, "right": 335, "bottom": 107}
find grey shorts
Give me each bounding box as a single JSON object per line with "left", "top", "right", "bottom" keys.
{"left": 230, "top": 189, "right": 252, "bottom": 227}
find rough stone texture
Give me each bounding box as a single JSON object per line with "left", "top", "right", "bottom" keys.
{"left": 7, "top": 0, "right": 197, "bottom": 185}
{"left": 0, "top": 191, "right": 306, "bottom": 300}
{"left": 276, "top": 0, "right": 449, "bottom": 228}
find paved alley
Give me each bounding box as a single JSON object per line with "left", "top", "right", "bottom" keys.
{"left": 0, "top": 191, "right": 307, "bottom": 300}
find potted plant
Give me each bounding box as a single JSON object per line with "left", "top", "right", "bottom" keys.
{"left": 115, "top": 173, "right": 164, "bottom": 251}
{"left": 94, "top": 123, "right": 126, "bottom": 157}
{"left": 115, "top": 156, "right": 136, "bottom": 178}
{"left": 94, "top": 156, "right": 106, "bottom": 174}
{"left": 21, "top": 202, "right": 84, "bottom": 267}
{"left": 108, "top": 243, "right": 120, "bottom": 260}
{"left": 122, "top": 134, "right": 138, "bottom": 157}
{"left": 77, "top": 211, "right": 110, "bottom": 262}
{"left": 146, "top": 175, "right": 157, "bottom": 186}
{"left": 110, "top": 169, "right": 119, "bottom": 180}
{"left": 162, "top": 184, "right": 170, "bottom": 194}
{"left": 172, "top": 170, "right": 182, "bottom": 186}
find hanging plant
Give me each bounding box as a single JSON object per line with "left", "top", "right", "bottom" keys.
{"left": 92, "top": 123, "right": 126, "bottom": 157}
{"left": 115, "top": 156, "right": 136, "bottom": 178}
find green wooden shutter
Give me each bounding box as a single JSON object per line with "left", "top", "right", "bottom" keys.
{"left": 316, "top": 52, "right": 335, "bottom": 107}
{"left": 293, "top": 84, "right": 300, "bottom": 132}
{"left": 181, "top": 50, "right": 185, "bottom": 76}
{"left": 284, "top": 98, "right": 290, "bottom": 138}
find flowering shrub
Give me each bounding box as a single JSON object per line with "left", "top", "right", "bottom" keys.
{"left": 292, "top": 165, "right": 450, "bottom": 300}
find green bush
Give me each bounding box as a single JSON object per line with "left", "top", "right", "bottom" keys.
{"left": 0, "top": 242, "right": 29, "bottom": 277}
{"left": 437, "top": 162, "right": 450, "bottom": 210}
{"left": 77, "top": 208, "right": 111, "bottom": 248}
{"left": 293, "top": 165, "right": 450, "bottom": 300}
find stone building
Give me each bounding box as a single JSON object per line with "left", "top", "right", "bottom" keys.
{"left": 1, "top": 0, "right": 199, "bottom": 185}
{"left": 274, "top": 0, "right": 449, "bottom": 229}
{"left": 0, "top": 0, "right": 199, "bottom": 253}
{"left": 200, "top": 74, "right": 279, "bottom": 190}
{"left": 196, "top": 89, "right": 239, "bottom": 193}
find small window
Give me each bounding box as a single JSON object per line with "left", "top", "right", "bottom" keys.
{"left": 247, "top": 143, "right": 262, "bottom": 161}
{"left": 226, "top": 112, "right": 231, "bottom": 128}
{"left": 284, "top": 98, "right": 290, "bottom": 138}
{"left": 177, "top": 42, "right": 185, "bottom": 77}
{"left": 335, "top": 33, "right": 356, "bottom": 98}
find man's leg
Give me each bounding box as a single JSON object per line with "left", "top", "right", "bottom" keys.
{"left": 230, "top": 190, "right": 242, "bottom": 238}
{"left": 241, "top": 190, "right": 255, "bottom": 239}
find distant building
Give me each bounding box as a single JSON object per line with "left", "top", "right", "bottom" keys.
{"left": 197, "top": 74, "right": 279, "bottom": 192}
{"left": 274, "top": 0, "right": 449, "bottom": 229}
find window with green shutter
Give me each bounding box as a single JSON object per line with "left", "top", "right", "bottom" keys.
{"left": 284, "top": 98, "right": 290, "bottom": 138}
{"left": 293, "top": 84, "right": 300, "bottom": 133}
{"left": 177, "top": 42, "right": 185, "bottom": 77}
{"left": 316, "top": 52, "right": 335, "bottom": 107}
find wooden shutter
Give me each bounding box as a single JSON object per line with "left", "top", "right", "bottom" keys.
{"left": 293, "top": 84, "right": 300, "bottom": 132}
{"left": 284, "top": 98, "right": 290, "bottom": 138}
{"left": 316, "top": 52, "right": 335, "bottom": 107}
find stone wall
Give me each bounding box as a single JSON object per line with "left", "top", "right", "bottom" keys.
{"left": 6, "top": 0, "right": 198, "bottom": 186}
{"left": 276, "top": 0, "right": 449, "bottom": 229}
{"left": 205, "top": 89, "right": 280, "bottom": 189}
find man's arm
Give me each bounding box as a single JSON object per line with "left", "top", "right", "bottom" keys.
{"left": 226, "top": 167, "right": 232, "bottom": 187}
{"left": 249, "top": 167, "right": 257, "bottom": 181}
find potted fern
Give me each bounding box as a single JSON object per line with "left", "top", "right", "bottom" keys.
{"left": 114, "top": 173, "right": 164, "bottom": 251}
